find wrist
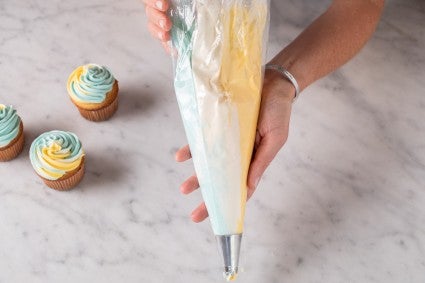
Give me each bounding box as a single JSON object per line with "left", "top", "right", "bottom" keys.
{"left": 263, "top": 69, "right": 296, "bottom": 103}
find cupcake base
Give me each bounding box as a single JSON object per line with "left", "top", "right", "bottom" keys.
{"left": 77, "top": 95, "right": 118, "bottom": 122}
{"left": 74, "top": 81, "right": 119, "bottom": 122}
{"left": 0, "top": 121, "right": 25, "bottom": 162}
{"left": 41, "top": 157, "right": 85, "bottom": 191}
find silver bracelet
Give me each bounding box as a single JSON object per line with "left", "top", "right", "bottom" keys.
{"left": 265, "top": 64, "right": 300, "bottom": 102}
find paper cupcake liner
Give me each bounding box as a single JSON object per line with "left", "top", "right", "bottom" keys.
{"left": 41, "top": 159, "right": 85, "bottom": 191}
{"left": 72, "top": 80, "right": 119, "bottom": 121}
{"left": 0, "top": 121, "right": 25, "bottom": 162}
{"left": 77, "top": 95, "right": 119, "bottom": 122}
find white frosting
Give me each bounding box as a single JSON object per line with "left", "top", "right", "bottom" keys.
{"left": 191, "top": 0, "right": 243, "bottom": 235}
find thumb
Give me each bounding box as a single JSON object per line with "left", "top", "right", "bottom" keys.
{"left": 247, "top": 133, "right": 286, "bottom": 199}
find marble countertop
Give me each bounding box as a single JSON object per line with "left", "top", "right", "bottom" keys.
{"left": 1, "top": 0, "right": 424, "bottom": 282}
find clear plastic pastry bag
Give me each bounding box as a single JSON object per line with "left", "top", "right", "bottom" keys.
{"left": 168, "top": 0, "right": 270, "bottom": 279}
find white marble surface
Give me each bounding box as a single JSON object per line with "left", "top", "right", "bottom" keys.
{"left": 1, "top": 0, "right": 424, "bottom": 282}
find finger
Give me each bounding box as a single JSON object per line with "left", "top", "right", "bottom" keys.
{"left": 148, "top": 22, "right": 170, "bottom": 41}
{"left": 142, "top": 0, "right": 169, "bottom": 12}
{"left": 247, "top": 133, "right": 287, "bottom": 199}
{"left": 145, "top": 6, "right": 172, "bottom": 31}
{"left": 175, "top": 145, "right": 191, "bottom": 162}
{"left": 161, "top": 41, "right": 172, "bottom": 54}
{"left": 191, "top": 202, "right": 208, "bottom": 222}
{"left": 179, "top": 175, "right": 199, "bottom": 194}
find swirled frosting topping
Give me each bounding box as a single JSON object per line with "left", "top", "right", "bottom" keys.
{"left": 0, "top": 104, "right": 21, "bottom": 148}
{"left": 67, "top": 64, "right": 115, "bottom": 104}
{"left": 30, "top": 130, "right": 85, "bottom": 180}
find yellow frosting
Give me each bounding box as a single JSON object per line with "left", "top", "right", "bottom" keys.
{"left": 226, "top": 273, "right": 237, "bottom": 281}
{"left": 219, "top": 4, "right": 266, "bottom": 233}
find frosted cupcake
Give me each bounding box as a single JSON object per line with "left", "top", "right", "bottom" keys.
{"left": 30, "top": 130, "right": 85, "bottom": 191}
{"left": 0, "top": 104, "right": 25, "bottom": 161}
{"left": 67, "top": 64, "right": 119, "bottom": 121}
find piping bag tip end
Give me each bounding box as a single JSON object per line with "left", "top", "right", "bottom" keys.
{"left": 216, "top": 234, "right": 242, "bottom": 282}
{"left": 224, "top": 267, "right": 238, "bottom": 281}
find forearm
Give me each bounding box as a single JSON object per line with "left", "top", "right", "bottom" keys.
{"left": 269, "top": 0, "right": 385, "bottom": 93}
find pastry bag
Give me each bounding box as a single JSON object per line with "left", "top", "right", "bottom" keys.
{"left": 169, "top": 0, "right": 270, "bottom": 280}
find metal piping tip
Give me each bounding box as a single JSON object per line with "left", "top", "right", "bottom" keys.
{"left": 216, "top": 234, "right": 242, "bottom": 281}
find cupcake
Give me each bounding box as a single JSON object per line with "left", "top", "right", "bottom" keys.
{"left": 67, "top": 64, "right": 119, "bottom": 121}
{"left": 0, "top": 104, "right": 25, "bottom": 161}
{"left": 30, "top": 130, "right": 85, "bottom": 191}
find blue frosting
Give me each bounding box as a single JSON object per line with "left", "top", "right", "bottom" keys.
{"left": 0, "top": 104, "right": 21, "bottom": 148}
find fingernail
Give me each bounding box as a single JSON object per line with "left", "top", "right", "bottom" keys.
{"left": 159, "top": 19, "right": 166, "bottom": 29}
{"left": 156, "top": 1, "right": 164, "bottom": 10}
{"left": 158, "top": 32, "right": 164, "bottom": 40}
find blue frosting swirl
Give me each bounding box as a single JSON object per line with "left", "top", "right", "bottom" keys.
{"left": 0, "top": 104, "right": 21, "bottom": 148}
